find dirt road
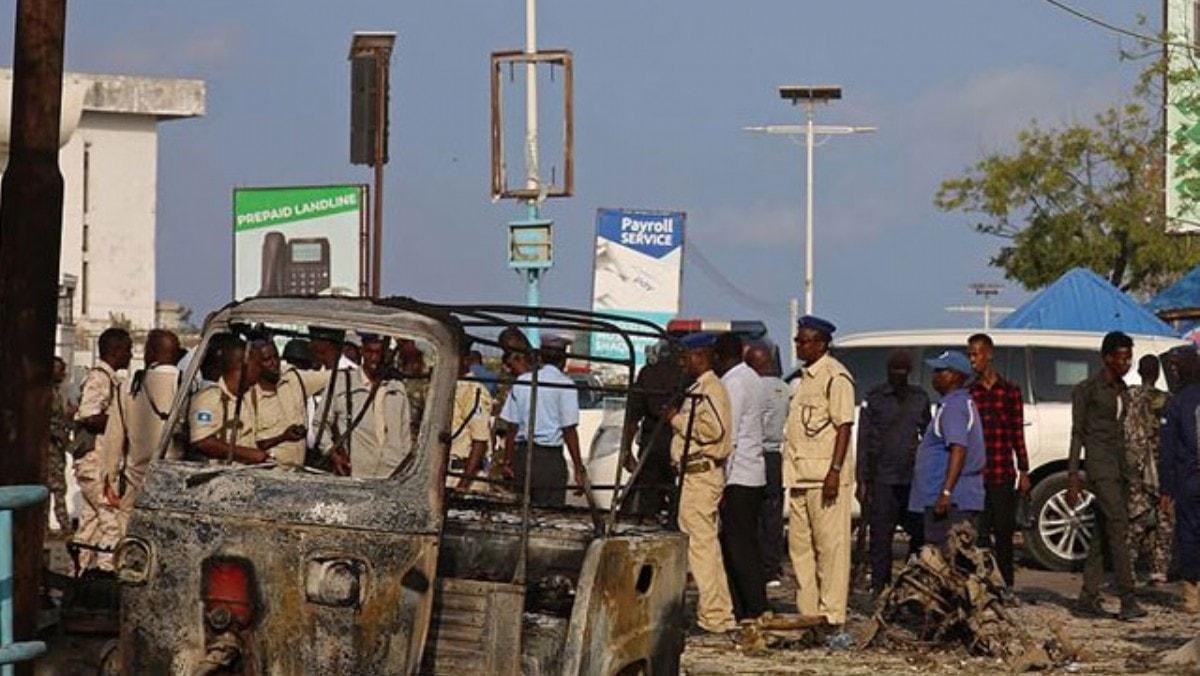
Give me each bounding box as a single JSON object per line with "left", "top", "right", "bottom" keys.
{"left": 682, "top": 566, "right": 1199, "bottom": 675}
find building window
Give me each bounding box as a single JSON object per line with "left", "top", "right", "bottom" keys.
{"left": 1194, "top": 1, "right": 1200, "bottom": 55}
{"left": 57, "top": 274, "right": 76, "bottom": 326}
{"left": 82, "top": 141, "right": 91, "bottom": 214}
{"left": 81, "top": 261, "right": 88, "bottom": 316}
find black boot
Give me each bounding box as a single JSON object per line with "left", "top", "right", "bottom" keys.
{"left": 1074, "top": 592, "right": 1109, "bottom": 619}
{"left": 1119, "top": 595, "right": 1148, "bottom": 621}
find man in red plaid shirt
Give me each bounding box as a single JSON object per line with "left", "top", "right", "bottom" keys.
{"left": 967, "top": 333, "right": 1031, "bottom": 597}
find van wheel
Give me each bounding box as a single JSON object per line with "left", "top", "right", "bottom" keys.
{"left": 1024, "top": 471, "right": 1096, "bottom": 571}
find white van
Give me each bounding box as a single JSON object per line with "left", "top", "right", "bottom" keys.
{"left": 832, "top": 328, "right": 1187, "bottom": 571}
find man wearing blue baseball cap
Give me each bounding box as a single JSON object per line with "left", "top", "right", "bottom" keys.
{"left": 908, "top": 350, "right": 986, "bottom": 547}
{"left": 668, "top": 331, "right": 736, "bottom": 633}
{"left": 783, "top": 315, "right": 856, "bottom": 634}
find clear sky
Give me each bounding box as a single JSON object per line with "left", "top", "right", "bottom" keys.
{"left": 1, "top": 1, "right": 1162, "bottom": 343}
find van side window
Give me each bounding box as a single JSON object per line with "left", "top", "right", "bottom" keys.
{"left": 993, "top": 347, "right": 1030, "bottom": 403}
{"left": 831, "top": 347, "right": 893, "bottom": 401}
{"left": 1030, "top": 347, "right": 1100, "bottom": 403}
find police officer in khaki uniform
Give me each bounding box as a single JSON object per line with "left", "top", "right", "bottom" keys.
{"left": 73, "top": 327, "right": 131, "bottom": 571}
{"left": 100, "top": 330, "right": 183, "bottom": 534}
{"left": 784, "top": 315, "right": 856, "bottom": 631}
{"left": 451, "top": 346, "right": 493, "bottom": 491}
{"left": 247, "top": 337, "right": 329, "bottom": 468}
{"left": 319, "top": 333, "right": 413, "bottom": 478}
{"left": 188, "top": 336, "right": 271, "bottom": 464}
{"left": 668, "top": 332, "right": 735, "bottom": 634}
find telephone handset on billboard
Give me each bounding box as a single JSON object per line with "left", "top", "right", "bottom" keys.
{"left": 259, "top": 231, "right": 332, "bottom": 295}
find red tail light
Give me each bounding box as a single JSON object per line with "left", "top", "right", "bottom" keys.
{"left": 202, "top": 557, "right": 256, "bottom": 627}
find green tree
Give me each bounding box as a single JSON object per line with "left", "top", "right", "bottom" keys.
{"left": 935, "top": 58, "right": 1200, "bottom": 296}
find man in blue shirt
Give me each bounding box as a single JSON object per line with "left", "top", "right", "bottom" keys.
{"left": 909, "top": 350, "right": 986, "bottom": 546}
{"left": 500, "top": 335, "right": 589, "bottom": 507}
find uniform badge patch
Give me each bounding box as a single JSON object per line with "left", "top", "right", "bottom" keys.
{"left": 196, "top": 410, "right": 214, "bottom": 424}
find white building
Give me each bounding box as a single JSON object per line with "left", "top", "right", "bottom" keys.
{"left": 1, "top": 69, "right": 206, "bottom": 369}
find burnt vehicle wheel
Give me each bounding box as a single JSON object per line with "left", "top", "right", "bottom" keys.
{"left": 1024, "top": 471, "right": 1095, "bottom": 572}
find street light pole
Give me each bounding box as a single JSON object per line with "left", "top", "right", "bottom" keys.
{"left": 745, "top": 85, "right": 874, "bottom": 317}
{"left": 804, "top": 101, "right": 815, "bottom": 315}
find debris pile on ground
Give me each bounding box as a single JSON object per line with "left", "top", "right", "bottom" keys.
{"left": 863, "top": 522, "right": 1065, "bottom": 671}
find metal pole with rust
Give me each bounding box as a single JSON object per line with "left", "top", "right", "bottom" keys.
{"left": 371, "top": 50, "right": 385, "bottom": 297}
{"left": 0, "top": 0, "right": 67, "bottom": 667}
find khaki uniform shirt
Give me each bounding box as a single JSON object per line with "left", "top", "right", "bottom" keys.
{"left": 189, "top": 378, "right": 258, "bottom": 451}
{"left": 451, "top": 379, "right": 492, "bottom": 460}
{"left": 251, "top": 367, "right": 330, "bottom": 467}
{"left": 783, "top": 353, "right": 856, "bottom": 488}
{"left": 75, "top": 361, "right": 120, "bottom": 456}
{"left": 101, "top": 365, "right": 181, "bottom": 497}
{"left": 322, "top": 368, "right": 412, "bottom": 479}
{"left": 669, "top": 370, "right": 733, "bottom": 466}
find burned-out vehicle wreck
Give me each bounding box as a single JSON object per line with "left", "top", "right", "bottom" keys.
{"left": 113, "top": 297, "right": 690, "bottom": 675}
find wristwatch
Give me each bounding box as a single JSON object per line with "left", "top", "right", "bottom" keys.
{"left": 940, "top": 488, "right": 952, "bottom": 498}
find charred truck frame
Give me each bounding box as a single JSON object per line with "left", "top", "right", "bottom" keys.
{"left": 114, "top": 296, "right": 693, "bottom": 675}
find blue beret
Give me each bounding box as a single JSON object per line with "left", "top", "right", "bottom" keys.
{"left": 796, "top": 315, "right": 836, "bottom": 335}
{"left": 358, "top": 332, "right": 383, "bottom": 345}
{"left": 679, "top": 332, "right": 717, "bottom": 349}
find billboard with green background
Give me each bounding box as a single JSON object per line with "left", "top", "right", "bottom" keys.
{"left": 233, "top": 185, "right": 366, "bottom": 300}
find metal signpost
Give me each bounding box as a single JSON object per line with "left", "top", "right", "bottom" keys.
{"left": 349, "top": 32, "right": 396, "bottom": 297}
{"left": 491, "top": 0, "right": 574, "bottom": 344}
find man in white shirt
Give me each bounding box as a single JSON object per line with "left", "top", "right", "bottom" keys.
{"left": 747, "top": 341, "right": 791, "bottom": 587}
{"left": 500, "top": 335, "right": 589, "bottom": 507}
{"left": 714, "top": 333, "right": 768, "bottom": 621}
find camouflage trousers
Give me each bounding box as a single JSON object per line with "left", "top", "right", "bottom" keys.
{"left": 1126, "top": 479, "right": 1172, "bottom": 579}
{"left": 45, "top": 444, "right": 71, "bottom": 533}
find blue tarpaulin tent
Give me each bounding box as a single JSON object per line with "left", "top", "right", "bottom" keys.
{"left": 1147, "top": 265, "right": 1200, "bottom": 317}
{"left": 996, "top": 267, "right": 1177, "bottom": 336}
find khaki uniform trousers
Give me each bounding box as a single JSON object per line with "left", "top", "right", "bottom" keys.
{"left": 788, "top": 484, "right": 852, "bottom": 624}
{"left": 677, "top": 462, "right": 734, "bottom": 633}
{"left": 74, "top": 451, "right": 121, "bottom": 571}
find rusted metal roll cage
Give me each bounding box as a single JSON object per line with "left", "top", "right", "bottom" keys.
{"left": 174, "top": 296, "right": 699, "bottom": 589}
{"left": 403, "top": 302, "right": 694, "bottom": 512}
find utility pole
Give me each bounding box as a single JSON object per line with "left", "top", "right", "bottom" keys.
{"left": 0, "top": 0, "right": 67, "bottom": 663}
{"left": 745, "top": 85, "right": 874, "bottom": 316}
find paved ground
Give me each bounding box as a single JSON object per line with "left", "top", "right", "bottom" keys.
{"left": 681, "top": 554, "right": 1200, "bottom": 675}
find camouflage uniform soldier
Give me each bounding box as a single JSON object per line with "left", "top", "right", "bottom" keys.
{"left": 47, "top": 357, "right": 73, "bottom": 534}
{"left": 1125, "top": 355, "right": 1172, "bottom": 583}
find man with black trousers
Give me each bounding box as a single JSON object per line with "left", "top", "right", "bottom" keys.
{"left": 714, "top": 332, "right": 768, "bottom": 621}
{"left": 857, "top": 350, "right": 930, "bottom": 595}
{"left": 622, "top": 341, "right": 688, "bottom": 521}
{"left": 966, "top": 333, "right": 1030, "bottom": 601}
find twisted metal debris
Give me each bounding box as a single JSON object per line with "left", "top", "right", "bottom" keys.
{"left": 862, "top": 521, "right": 1065, "bottom": 671}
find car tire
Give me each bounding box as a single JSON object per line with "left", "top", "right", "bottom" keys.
{"left": 1024, "top": 471, "right": 1096, "bottom": 572}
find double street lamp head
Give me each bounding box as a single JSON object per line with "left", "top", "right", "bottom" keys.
{"left": 778, "top": 85, "right": 842, "bottom": 104}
